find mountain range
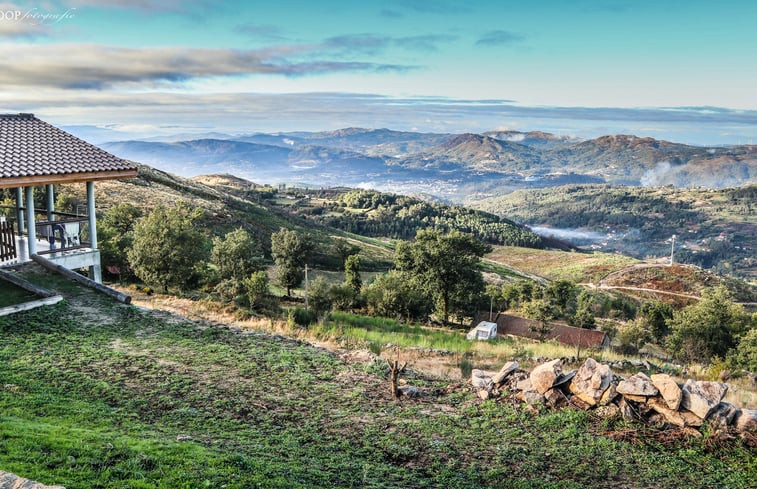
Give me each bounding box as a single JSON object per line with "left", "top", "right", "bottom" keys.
{"left": 100, "top": 128, "right": 757, "bottom": 201}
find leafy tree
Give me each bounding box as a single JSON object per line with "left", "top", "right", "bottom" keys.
{"left": 344, "top": 254, "right": 362, "bottom": 293}
{"left": 572, "top": 290, "right": 596, "bottom": 329}
{"left": 329, "top": 283, "right": 358, "bottom": 311}
{"left": 638, "top": 300, "right": 673, "bottom": 341}
{"left": 244, "top": 271, "right": 272, "bottom": 310}
{"left": 307, "top": 277, "right": 333, "bottom": 319}
{"left": 333, "top": 238, "right": 360, "bottom": 269}
{"left": 544, "top": 279, "right": 577, "bottom": 318}
{"left": 364, "top": 271, "right": 431, "bottom": 322}
{"left": 727, "top": 327, "right": 757, "bottom": 372}
{"left": 211, "top": 228, "right": 264, "bottom": 281}
{"left": 271, "top": 228, "right": 313, "bottom": 296}
{"left": 618, "top": 318, "right": 652, "bottom": 354}
{"left": 666, "top": 286, "right": 749, "bottom": 363}
{"left": 522, "top": 298, "right": 554, "bottom": 340}
{"left": 395, "top": 230, "right": 490, "bottom": 323}
{"left": 128, "top": 206, "right": 208, "bottom": 292}
{"left": 99, "top": 203, "right": 142, "bottom": 276}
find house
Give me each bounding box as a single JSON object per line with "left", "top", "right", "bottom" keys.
{"left": 466, "top": 321, "right": 498, "bottom": 341}
{"left": 471, "top": 312, "right": 610, "bottom": 349}
{"left": 0, "top": 113, "right": 137, "bottom": 282}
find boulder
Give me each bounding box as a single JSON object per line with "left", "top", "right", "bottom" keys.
{"left": 553, "top": 370, "right": 576, "bottom": 389}
{"left": 707, "top": 402, "right": 738, "bottom": 429}
{"left": 492, "top": 361, "right": 519, "bottom": 385}
{"left": 680, "top": 380, "right": 727, "bottom": 419}
{"left": 470, "top": 369, "right": 492, "bottom": 390}
{"left": 515, "top": 389, "right": 546, "bottom": 404}
{"left": 599, "top": 383, "right": 618, "bottom": 406}
{"left": 544, "top": 388, "right": 568, "bottom": 408}
{"left": 617, "top": 372, "right": 658, "bottom": 398}
{"left": 569, "top": 358, "right": 613, "bottom": 406}
{"left": 530, "top": 359, "right": 562, "bottom": 394}
{"left": 477, "top": 389, "right": 490, "bottom": 400}
{"left": 650, "top": 373, "right": 682, "bottom": 410}
{"left": 515, "top": 377, "right": 533, "bottom": 392}
{"left": 618, "top": 397, "right": 636, "bottom": 421}
{"left": 733, "top": 409, "right": 757, "bottom": 432}
{"left": 648, "top": 397, "right": 694, "bottom": 427}
{"left": 0, "top": 471, "right": 65, "bottom": 489}
{"left": 595, "top": 404, "right": 620, "bottom": 418}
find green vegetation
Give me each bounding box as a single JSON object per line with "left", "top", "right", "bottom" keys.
{"left": 0, "top": 281, "right": 37, "bottom": 308}
{"left": 128, "top": 205, "right": 208, "bottom": 292}
{"left": 279, "top": 188, "right": 545, "bottom": 248}
{"left": 271, "top": 228, "right": 314, "bottom": 296}
{"left": 1, "top": 277, "right": 755, "bottom": 488}
{"left": 470, "top": 184, "right": 756, "bottom": 277}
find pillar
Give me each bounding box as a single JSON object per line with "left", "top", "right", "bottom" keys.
{"left": 25, "top": 186, "right": 36, "bottom": 256}
{"left": 86, "top": 181, "right": 101, "bottom": 283}
{"left": 15, "top": 187, "right": 24, "bottom": 235}
{"left": 46, "top": 184, "right": 55, "bottom": 221}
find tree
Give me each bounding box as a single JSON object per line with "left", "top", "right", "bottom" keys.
{"left": 728, "top": 328, "right": 757, "bottom": 372}
{"left": 344, "top": 254, "right": 362, "bottom": 293}
{"left": 522, "top": 298, "right": 554, "bottom": 340}
{"left": 395, "top": 230, "right": 491, "bottom": 323}
{"left": 571, "top": 290, "right": 596, "bottom": 329}
{"left": 244, "top": 271, "right": 270, "bottom": 310}
{"left": 128, "top": 206, "right": 208, "bottom": 292}
{"left": 666, "top": 286, "right": 749, "bottom": 363}
{"left": 618, "top": 318, "right": 651, "bottom": 354}
{"left": 271, "top": 228, "right": 313, "bottom": 296}
{"left": 307, "top": 277, "right": 333, "bottom": 319}
{"left": 638, "top": 300, "right": 673, "bottom": 342}
{"left": 364, "top": 271, "right": 431, "bottom": 322}
{"left": 333, "top": 238, "right": 359, "bottom": 269}
{"left": 211, "top": 228, "right": 264, "bottom": 281}
{"left": 544, "top": 279, "right": 577, "bottom": 318}
{"left": 99, "top": 203, "right": 142, "bottom": 277}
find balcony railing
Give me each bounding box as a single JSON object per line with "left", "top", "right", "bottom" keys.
{"left": 34, "top": 217, "right": 91, "bottom": 254}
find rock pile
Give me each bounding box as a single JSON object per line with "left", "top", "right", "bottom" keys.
{"left": 0, "top": 471, "right": 64, "bottom": 489}
{"left": 471, "top": 358, "right": 757, "bottom": 434}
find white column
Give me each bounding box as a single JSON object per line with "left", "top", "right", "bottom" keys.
{"left": 86, "top": 181, "right": 101, "bottom": 283}
{"left": 15, "top": 187, "right": 24, "bottom": 234}
{"left": 25, "top": 186, "right": 36, "bottom": 256}
{"left": 46, "top": 184, "right": 55, "bottom": 221}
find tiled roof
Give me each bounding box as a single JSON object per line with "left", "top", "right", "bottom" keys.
{"left": 0, "top": 113, "right": 136, "bottom": 180}
{"left": 471, "top": 312, "right": 610, "bottom": 349}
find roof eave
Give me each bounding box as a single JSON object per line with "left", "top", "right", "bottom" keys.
{"left": 0, "top": 168, "right": 138, "bottom": 189}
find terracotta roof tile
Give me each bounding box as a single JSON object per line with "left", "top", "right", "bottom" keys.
{"left": 0, "top": 113, "right": 136, "bottom": 179}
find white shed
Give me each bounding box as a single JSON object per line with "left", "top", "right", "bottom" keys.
{"left": 466, "top": 321, "right": 498, "bottom": 341}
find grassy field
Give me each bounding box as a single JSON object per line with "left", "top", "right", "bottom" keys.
{"left": 1, "top": 269, "right": 755, "bottom": 488}
{"left": 485, "top": 246, "right": 640, "bottom": 283}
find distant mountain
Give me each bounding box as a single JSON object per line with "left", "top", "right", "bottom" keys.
{"left": 101, "top": 128, "right": 757, "bottom": 200}
{"left": 484, "top": 130, "right": 580, "bottom": 149}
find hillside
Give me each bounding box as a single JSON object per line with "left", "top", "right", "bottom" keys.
{"left": 469, "top": 184, "right": 757, "bottom": 278}
{"left": 1, "top": 267, "right": 755, "bottom": 488}
{"left": 100, "top": 129, "right": 757, "bottom": 200}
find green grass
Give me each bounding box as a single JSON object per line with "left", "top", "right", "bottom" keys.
{"left": 0, "top": 281, "right": 38, "bottom": 308}
{"left": 0, "top": 276, "right": 754, "bottom": 488}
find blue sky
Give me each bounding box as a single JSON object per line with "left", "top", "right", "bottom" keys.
{"left": 0, "top": 0, "right": 755, "bottom": 143}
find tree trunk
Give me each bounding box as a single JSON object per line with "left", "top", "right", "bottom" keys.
{"left": 387, "top": 359, "right": 406, "bottom": 400}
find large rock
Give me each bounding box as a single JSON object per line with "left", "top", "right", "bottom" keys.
{"left": 530, "top": 359, "right": 562, "bottom": 394}
{"left": 599, "top": 383, "right": 618, "bottom": 405}
{"left": 648, "top": 397, "right": 701, "bottom": 427}
{"left": 492, "top": 361, "right": 519, "bottom": 385}
{"left": 650, "top": 373, "right": 682, "bottom": 410}
{"left": 0, "top": 471, "right": 65, "bottom": 489}
{"left": 515, "top": 389, "right": 546, "bottom": 404}
{"left": 680, "top": 380, "right": 728, "bottom": 419}
{"left": 733, "top": 409, "right": 757, "bottom": 432}
{"left": 617, "top": 372, "right": 658, "bottom": 398}
{"left": 569, "top": 358, "right": 613, "bottom": 406}
{"left": 470, "top": 369, "right": 492, "bottom": 390}
{"left": 707, "top": 402, "right": 739, "bottom": 429}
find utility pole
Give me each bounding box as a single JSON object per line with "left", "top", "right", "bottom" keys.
{"left": 669, "top": 235, "right": 676, "bottom": 266}
{"left": 489, "top": 295, "right": 493, "bottom": 321}
{"left": 304, "top": 263, "right": 309, "bottom": 314}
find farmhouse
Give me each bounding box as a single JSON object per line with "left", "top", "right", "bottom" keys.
{"left": 0, "top": 113, "right": 137, "bottom": 282}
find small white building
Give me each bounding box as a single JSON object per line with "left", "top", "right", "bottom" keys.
{"left": 466, "top": 321, "right": 498, "bottom": 341}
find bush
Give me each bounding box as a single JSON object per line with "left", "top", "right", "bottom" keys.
{"left": 288, "top": 307, "right": 314, "bottom": 327}
{"left": 244, "top": 271, "right": 270, "bottom": 309}
{"left": 214, "top": 278, "right": 245, "bottom": 304}
{"left": 364, "top": 271, "right": 431, "bottom": 322}
{"left": 728, "top": 328, "right": 757, "bottom": 372}
{"left": 211, "top": 228, "right": 264, "bottom": 281}
{"left": 617, "top": 318, "right": 651, "bottom": 354}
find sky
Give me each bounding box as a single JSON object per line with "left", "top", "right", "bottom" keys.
{"left": 0, "top": 0, "right": 755, "bottom": 144}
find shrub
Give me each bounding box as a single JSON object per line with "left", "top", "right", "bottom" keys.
{"left": 211, "top": 228, "right": 264, "bottom": 281}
